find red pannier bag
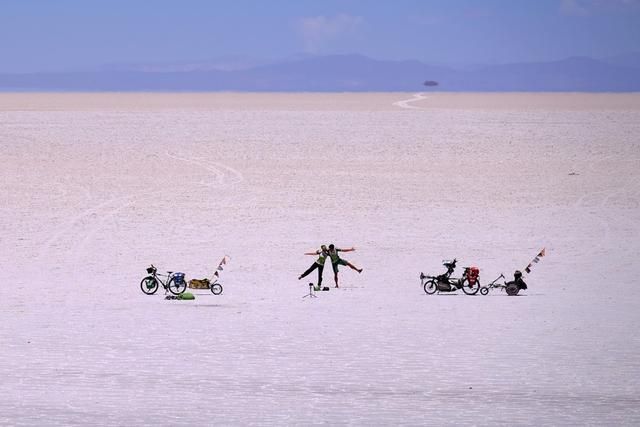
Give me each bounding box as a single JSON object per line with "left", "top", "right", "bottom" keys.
{"left": 466, "top": 266, "right": 480, "bottom": 286}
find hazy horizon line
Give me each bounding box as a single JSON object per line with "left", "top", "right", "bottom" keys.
{"left": 2, "top": 50, "right": 640, "bottom": 75}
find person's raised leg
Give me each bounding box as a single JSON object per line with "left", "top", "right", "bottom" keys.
{"left": 346, "top": 261, "right": 363, "bottom": 273}
{"left": 299, "top": 262, "right": 318, "bottom": 280}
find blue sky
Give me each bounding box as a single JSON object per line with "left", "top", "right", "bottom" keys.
{"left": 0, "top": 0, "right": 639, "bottom": 72}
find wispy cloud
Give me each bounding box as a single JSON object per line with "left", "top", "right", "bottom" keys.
{"left": 296, "top": 14, "right": 363, "bottom": 52}
{"left": 560, "top": 0, "right": 640, "bottom": 16}
{"left": 560, "top": 0, "right": 590, "bottom": 16}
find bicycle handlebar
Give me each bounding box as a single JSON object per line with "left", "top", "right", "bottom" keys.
{"left": 488, "top": 273, "right": 505, "bottom": 285}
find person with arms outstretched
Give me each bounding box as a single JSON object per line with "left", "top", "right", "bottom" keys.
{"left": 298, "top": 245, "right": 329, "bottom": 288}
{"left": 328, "top": 243, "right": 362, "bottom": 288}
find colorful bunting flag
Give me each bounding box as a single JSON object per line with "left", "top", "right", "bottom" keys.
{"left": 212, "top": 255, "right": 230, "bottom": 279}
{"left": 524, "top": 248, "right": 546, "bottom": 274}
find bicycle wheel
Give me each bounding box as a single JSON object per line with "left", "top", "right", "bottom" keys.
{"left": 167, "top": 277, "right": 187, "bottom": 295}
{"left": 210, "top": 283, "right": 223, "bottom": 295}
{"left": 461, "top": 278, "right": 480, "bottom": 295}
{"left": 140, "top": 276, "right": 159, "bottom": 295}
{"left": 506, "top": 283, "right": 520, "bottom": 296}
{"left": 480, "top": 286, "right": 489, "bottom": 296}
{"left": 423, "top": 279, "right": 437, "bottom": 295}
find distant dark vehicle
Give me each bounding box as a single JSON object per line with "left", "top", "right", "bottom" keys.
{"left": 423, "top": 80, "right": 439, "bottom": 87}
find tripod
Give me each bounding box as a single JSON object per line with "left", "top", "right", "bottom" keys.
{"left": 302, "top": 282, "right": 318, "bottom": 299}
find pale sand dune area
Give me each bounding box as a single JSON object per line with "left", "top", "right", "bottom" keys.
{"left": 1, "top": 93, "right": 639, "bottom": 425}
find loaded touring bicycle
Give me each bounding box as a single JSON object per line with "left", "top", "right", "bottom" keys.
{"left": 420, "top": 259, "right": 481, "bottom": 295}
{"left": 140, "top": 256, "right": 228, "bottom": 296}
{"left": 140, "top": 264, "right": 187, "bottom": 295}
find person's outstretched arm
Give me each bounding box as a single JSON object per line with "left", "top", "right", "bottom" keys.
{"left": 304, "top": 250, "right": 320, "bottom": 256}
{"left": 338, "top": 247, "right": 356, "bottom": 252}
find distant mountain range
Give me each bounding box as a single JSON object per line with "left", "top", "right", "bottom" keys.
{"left": 1, "top": 53, "right": 639, "bottom": 92}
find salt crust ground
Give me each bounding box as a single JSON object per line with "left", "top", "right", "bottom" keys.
{"left": 1, "top": 93, "right": 639, "bottom": 425}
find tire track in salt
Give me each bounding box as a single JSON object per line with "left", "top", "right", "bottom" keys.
{"left": 392, "top": 93, "right": 429, "bottom": 110}
{"left": 165, "top": 151, "right": 225, "bottom": 185}
{"left": 35, "top": 196, "right": 130, "bottom": 262}
{"left": 37, "top": 146, "right": 246, "bottom": 264}
{"left": 571, "top": 153, "right": 640, "bottom": 277}
{"left": 39, "top": 178, "right": 194, "bottom": 264}
{"left": 165, "top": 151, "right": 244, "bottom": 184}
{"left": 70, "top": 193, "right": 154, "bottom": 260}
{"left": 3, "top": 130, "right": 103, "bottom": 263}
{"left": 70, "top": 151, "right": 244, "bottom": 262}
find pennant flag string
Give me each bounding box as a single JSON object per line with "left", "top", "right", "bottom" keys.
{"left": 524, "top": 248, "right": 546, "bottom": 274}
{"left": 212, "top": 255, "right": 230, "bottom": 279}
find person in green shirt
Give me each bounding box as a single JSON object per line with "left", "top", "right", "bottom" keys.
{"left": 328, "top": 244, "right": 363, "bottom": 288}
{"left": 298, "top": 245, "right": 329, "bottom": 287}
